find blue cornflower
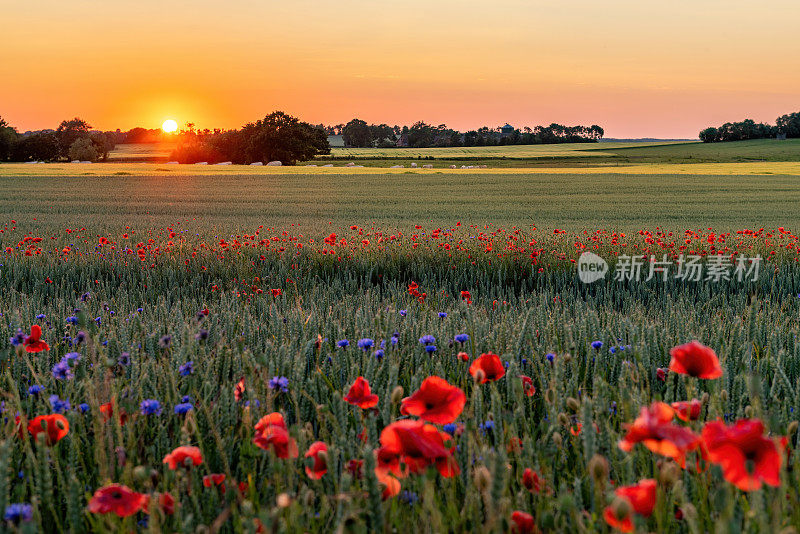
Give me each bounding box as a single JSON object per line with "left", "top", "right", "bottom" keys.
{"left": 546, "top": 353, "right": 555, "bottom": 363}
{"left": 399, "top": 491, "right": 419, "bottom": 506}
{"left": 178, "top": 361, "right": 194, "bottom": 376}
{"left": 424, "top": 345, "right": 437, "bottom": 353}
{"left": 49, "top": 395, "right": 70, "bottom": 413}
{"left": 64, "top": 352, "right": 81, "bottom": 361}
{"left": 52, "top": 360, "right": 73, "bottom": 380}
{"left": 443, "top": 423, "right": 457, "bottom": 434}
{"left": 390, "top": 335, "right": 399, "bottom": 346}
{"left": 79, "top": 403, "right": 90, "bottom": 413}
{"left": 357, "top": 338, "right": 374, "bottom": 351}
{"left": 137, "top": 307, "right": 143, "bottom": 313}
{"left": 27, "top": 385, "right": 44, "bottom": 396}
{"left": 140, "top": 399, "right": 162, "bottom": 416}
{"left": 9, "top": 329, "right": 24, "bottom": 346}
{"left": 609, "top": 347, "right": 617, "bottom": 354}
{"left": 181, "top": 395, "right": 193, "bottom": 403}
{"left": 521, "top": 358, "right": 528, "bottom": 365}
{"left": 454, "top": 334, "right": 469, "bottom": 344}
{"left": 268, "top": 376, "right": 289, "bottom": 393}
{"left": 174, "top": 403, "right": 193, "bottom": 415}
{"left": 94, "top": 316, "right": 101, "bottom": 326}
{"left": 438, "top": 312, "right": 447, "bottom": 319}
{"left": 3, "top": 503, "right": 32, "bottom": 524}
{"left": 419, "top": 335, "right": 436, "bottom": 345}
{"left": 481, "top": 420, "right": 495, "bottom": 431}
{"left": 195, "top": 329, "right": 208, "bottom": 341}
{"left": 399, "top": 310, "right": 407, "bottom": 317}
{"left": 36, "top": 314, "right": 46, "bottom": 320}
{"left": 374, "top": 349, "right": 384, "bottom": 360}
{"left": 66, "top": 316, "right": 79, "bottom": 325}
{"left": 118, "top": 352, "right": 130, "bottom": 366}
{"left": 80, "top": 292, "right": 91, "bottom": 302}
{"left": 591, "top": 341, "right": 603, "bottom": 350}
{"left": 158, "top": 335, "right": 172, "bottom": 348}
{"left": 337, "top": 339, "right": 349, "bottom": 348}
{"left": 75, "top": 331, "right": 86, "bottom": 344}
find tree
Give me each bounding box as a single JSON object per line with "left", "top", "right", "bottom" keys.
{"left": 699, "top": 127, "right": 718, "bottom": 143}
{"left": 0, "top": 116, "right": 19, "bottom": 161}
{"left": 68, "top": 138, "right": 99, "bottom": 162}
{"left": 777, "top": 112, "right": 800, "bottom": 138}
{"left": 56, "top": 117, "right": 92, "bottom": 159}
{"left": 12, "top": 132, "right": 60, "bottom": 162}
{"left": 342, "top": 119, "right": 372, "bottom": 148}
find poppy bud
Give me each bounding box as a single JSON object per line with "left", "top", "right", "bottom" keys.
{"left": 701, "top": 392, "right": 709, "bottom": 405}
{"left": 566, "top": 397, "right": 580, "bottom": 412}
{"left": 390, "top": 386, "right": 404, "bottom": 404}
{"left": 545, "top": 388, "right": 556, "bottom": 404}
{"left": 150, "top": 469, "right": 160, "bottom": 486}
{"left": 587, "top": 454, "right": 608, "bottom": 482}
{"left": 241, "top": 500, "right": 255, "bottom": 515}
{"left": 133, "top": 465, "right": 148, "bottom": 482}
{"left": 105, "top": 357, "right": 116, "bottom": 368}
{"left": 302, "top": 489, "right": 315, "bottom": 507}
{"left": 659, "top": 461, "right": 681, "bottom": 487}
{"left": 681, "top": 503, "right": 697, "bottom": 521}
{"left": 474, "top": 466, "right": 491, "bottom": 492}
{"left": 789, "top": 421, "right": 799, "bottom": 436}
{"left": 276, "top": 493, "right": 291, "bottom": 508}
{"left": 552, "top": 432, "right": 562, "bottom": 448}
{"left": 196, "top": 526, "right": 209, "bottom": 534}
{"left": 744, "top": 405, "right": 754, "bottom": 418}
{"left": 557, "top": 413, "right": 569, "bottom": 426}
{"left": 473, "top": 369, "right": 486, "bottom": 384}
{"left": 721, "top": 389, "right": 728, "bottom": 402}
{"left": 563, "top": 354, "right": 572, "bottom": 364}
{"left": 115, "top": 447, "right": 126, "bottom": 467}
{"left": 611, "top": 496, "right": 633, "bottom": 520}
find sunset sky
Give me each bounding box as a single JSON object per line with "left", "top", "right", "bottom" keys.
{"left": 3, "top": 0, "right": 799, "bottom": 138}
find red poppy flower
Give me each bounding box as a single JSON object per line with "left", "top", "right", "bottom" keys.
{"left": 23, "top": 324, "right": 50, "bottom": 353}
{"left": 143, "top": 492, "right": 175, "bottom": 515}
{"left": 27, "top": 414, "right": 69, "bottom": 445}
{"left": 99, "top": 401, "right": 128, "bottom": 425}
{"left": 520, "top": 375, "right": 536, "bottom": 397}
{"left": 457, "top": 351, "right": 469, "bottom": 362}
{"left": 619, "top": 402, "right": 700, "bottom": 466}
{"left": 203, "top": 474, "right": 226, "bottom": 491}
{"left": 253, "top": 413, "right": 298, "bottom": 459}
{"left": 347, "top": 459, "right": 364, "bottom": 479}
{"left": 511, "top": 511, "right": 536, "bottom": 534}
{"left": 234, "top": 377, "right": 245, "bottom": 402}
{"left": 603, "top": 505, "right": 633, "bottom": 533}
{"left": 469, "top": 353, "right": 505, "bottom": 383}
{"left": 162, "top": 446, "right": 203, "bottom": 469}
{"left": 702, "top": 419, "right": 782, "bottom": 491}
{"left": 522, "top": 468, "right": 543, "bottom": 494}
{"left": 343, "top": 376, "right": 379, "bottom": 409}
{"left": 377, "top": 419, "right": 459, "bottom": 477}
{"left": 270, "top": 288, "right": 282, "bottom": 297}
{"left": 400, "top": 376, "right": 466, "bottom": 424}
{"left": 305, "top": 441, "right": 328, "bottom": 479}
{"left": 671, "top": 399, "right": 702, "bottom": 422}
{"left": 615, "top": 479, "right": 657, "bottom": 517}
{"left": 668, "top": 341, "right": 722, "bottom": 379}
{"left": 87, "top": 484, "right": 147, "bottom": 517}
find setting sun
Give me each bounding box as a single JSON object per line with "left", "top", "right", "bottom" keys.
{"left": 161, "top": 119, "right": 178, "bottom": 133}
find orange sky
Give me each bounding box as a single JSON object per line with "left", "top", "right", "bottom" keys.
{"left": 2, "top": 0, "right": 799, "bottom": 138}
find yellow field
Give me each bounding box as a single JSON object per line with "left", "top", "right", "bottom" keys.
{"left": 2, "top": 161, "right": 799, "bottom": 176}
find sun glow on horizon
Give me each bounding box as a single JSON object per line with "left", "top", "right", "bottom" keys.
{"left": 161, "top": 119, "right": 178, "bottom": 133}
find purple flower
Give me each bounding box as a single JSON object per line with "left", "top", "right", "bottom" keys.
{"left": 140, "top": 399, "right": 162, "bottom": 416}
{"left": 399, "top": 310, "right": 407, "bottom": 317}
{"left": 9, "top": 329, "right": 24, "bottom": 346}
{"left": 591, "top": 340, "right": 603, "bottom": 350}
{"left": 424, "top": 345, "right": 437, "bottom": 354}
{"left": 174, "top": 403, "right": 193, "bottom": 415}
{"left": 268, "top": 376, "right": 289, "bottom": 393}
{"left": 52, "top": 360, "right": 73, "bottom": 380}
{"left": 49, "top": 395, "right": 70, "bottom": 413}
{"left": 4, "top": 503, "right": 32, "bottom": 524}
{"left": 337, "top": 339, "right": 349, "bottom": 348}
{"left": 27, "top": 385, "right": 44, "bottom": 396}
{"left": 438, "top": 312, "right": 447, "bottom": 318}
{"left": 178, "top": 361, "right": 194, "bottom": 376}
{"left": 419, "top": 335, "right": 436, "bottom": 345}
{"left": 158, "top": 335, "right": 172, "bottom": 349}
{"left": 357, "top": 338, "right": 374, "bottom": 351}
{"left": 454, "top": 334, "right": 469, "bottom": 344}
{"left": 118, "top": 352, "right": 131, "bottom": 366}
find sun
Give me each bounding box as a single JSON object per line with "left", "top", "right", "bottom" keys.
{"left": 161, "top": 119, "right": 178, "bottom": 133}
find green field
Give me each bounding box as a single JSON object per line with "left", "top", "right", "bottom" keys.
{"left": 3, "top": 142, "right": 800, "bottom": 533}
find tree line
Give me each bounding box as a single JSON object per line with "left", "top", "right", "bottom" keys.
{"left": 0, "top": 117, "right": 116, "bottom": 162}
{"left": 339, "top": 119, "right": 604, "bottom": 148}
{"left": 699, "top": 111, "right": 800, "bottom": 142}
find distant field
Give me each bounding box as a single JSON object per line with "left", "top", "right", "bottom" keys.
{"left": 327, "top": 141, "right": 689, "bottom": 159}
{"left": 107, "top": 141, "right": 178, "bottom": 161}
{"left": 2, "top": 167, "right": 800, "bottom": 232}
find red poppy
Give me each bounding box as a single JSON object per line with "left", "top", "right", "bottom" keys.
{"left": 520, "top": 375, "right": 536, "bottom": 397}
{"left": 400, "top": 376, "right": 466, "bottom": 424}
{"left": 668, "top": 341, "right": 722, "bottom": 379}
{"left": 305, "top": 441, "right": 328, "bottom": 479}
{"left": 99, "top": 401, "right": 128, "bottom": 425}
{"left": 23, "top": 324, "right": 50, "bottom": 353}
{"left": 162, "top": 446, "right": 203, "bottom": 469}
{"left": 603, "top": 505, "right": 633, "bottom": 533}
{"left": 271, "top": 288, "right": 282, "bottom": 297}
{"left": 511, "top": 511, "right": 537, "bottom": 534}
{"left": 234, "top": 377, "right": 245, "bottom": 402}
{"left": 143, "top": 492, "right": 175, "bottom": 515}
{"left": 343, "top": 376, "right": 379, "bottom": 409}
{"left": 377, "top": 419, "right": 459, "bottom": 477}
{"left": 27, "top": 414, "right": 69, "bottom": 445}
{"left": 457, "top": 351, "right": 469, "bottom": 362}
{"left": 203, "top": 474, "right": 226, "bottom": 491}
{"left": 619, "top": 403, "right": 700, "bottom": 466}
{"left": 615, "top": 479, "right": 657, "bottom": 517}
{"left": 671, "top": 399, "right": 702, "bottom": 422}
{"left": 87, "top": 484, "right": 147, "bottom": 517}
{"left": 522, "top": 468, "right": 543, "bottom": 494}
{"left": 702, "top": 419, "right": 782, "bottom": 491}
{"left": 469, "top": 353, "right": 505, "bottom": 383}
{"left": 253, "top": 412, "right": 298, "bottom": 459}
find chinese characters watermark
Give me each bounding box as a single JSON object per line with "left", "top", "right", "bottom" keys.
{"left": 577, "top": 252, "right": 761, "bottom": 283}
